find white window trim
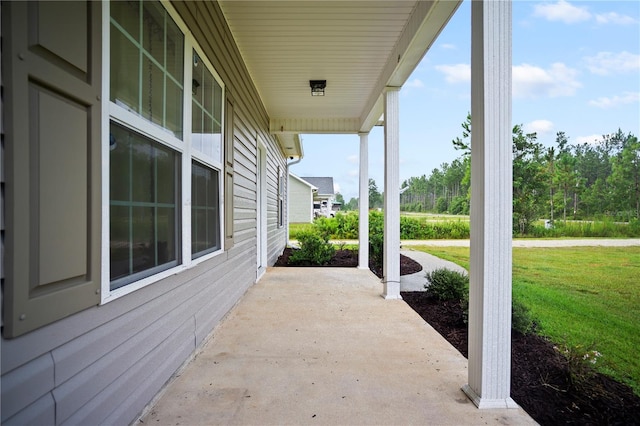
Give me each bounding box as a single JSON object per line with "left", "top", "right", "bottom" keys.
{"left": 101, "top": 0, "right": 226, "bottom": 304}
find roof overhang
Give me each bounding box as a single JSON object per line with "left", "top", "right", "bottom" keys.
{"left": 219, "top": 0, "right": 461, "bottom": 149}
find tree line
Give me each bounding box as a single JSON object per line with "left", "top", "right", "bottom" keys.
{"left": 339, "top": 114, "right": 639, "bottom": 234}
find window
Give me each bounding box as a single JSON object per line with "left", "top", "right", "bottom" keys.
{"left": 191, "top": 49, "right": 223, "bottom": 258}
{"left": 192, "top": 161, "right": 220, "bottom": 258}
{"left": 106, "top": 0, "right": 226, "bottom": 297}
{"left": 109, "top": 123, "right": 181, "bottom": 289}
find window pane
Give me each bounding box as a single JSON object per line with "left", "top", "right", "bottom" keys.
{"left": 156, "top": 147, "right": 176, "bottom": 204}
{"left": 131, "top": 137, "right": 154, "bottom": 203}
{"left": 110, "top": 205, "right": 131, "bottom": 281}
{"left": 131, "top": 206, "right": 155, "bottom": 274}
{"left": 165, "top": 7, "right": 184, "bottom": 81}
{"left": 192, "top": 99, "right": 203, "bottom": 154}
{"left": 202, "top": 69, "right": 214, "bottom": 116}
{"left": 109, "top": 125, "right": 131, "bottom": 202}
{"left": 142, "top": 1, "right": 164, "bottom": 66}
{"left": 141, "top": 55, "right": 164, "bottom": 129}
{"left": 110, "top": 1, "right": 140, "bottom": 42}
{"left": 192, "top": 161, "right": 220, "bottom": 258}
{"left": 110, "top": 26, "right": 140, "bottom": 113}
{"left": 109, "top": 122, "right": 180, "bottom": 288}
{"left": 192, "top": 49, "right": 222, "bottom": 162}
{"left": 157, "top": 207, "right": 177, "bottom": 264}
{"left": 165, "top": 78, "right": 183, "bottom": 139}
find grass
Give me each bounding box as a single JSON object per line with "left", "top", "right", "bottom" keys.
{"left": 289, "top": 222, "right": 316, "bottom": 239}
{"left": 401, "top": 212, "right": 470, "bottom": 222}
{"left": 411, "top": 245, "right": 640, "bottom": 396}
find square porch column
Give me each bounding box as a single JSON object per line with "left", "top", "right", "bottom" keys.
{"left": 358, "top": 132, "right": 370, "bottom": 270}
{"left": 462, "top": 0, "right": 516, "bottom": 409}
{"left": 383, "top": 87, "right": 401, "bottom": 299}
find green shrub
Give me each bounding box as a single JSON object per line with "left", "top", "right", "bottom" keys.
{"left": 424, "top": 268, "right": 469, "bottom": 301}
{"left": 334, "top": 212, "right": 359, "bottom": 239}
{"left": 435, "top": 197, "right": 448, "bottom": 213}
{"left": 288, "top": 230, "right": 335, "bottom": 266}
{"left": 512, "top": 298, "right": 535, "bottom": 335}
{"left": 449, "top": 196, "right": 470, "bottom": 215}
{"left": 313, "top": 216, "right": 338, "bottom": 239}
{"left": 369, "top": 210, "right": 385, "bottom": 271}
{"left": 289, "top": 222, "right": 315, "bottom": 240}
{"left": 400, "top": 216, "right": 421, "bottom": 239}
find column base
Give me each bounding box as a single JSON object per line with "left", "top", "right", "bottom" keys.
{"left": 382, "top": 281, "right": 402, "bottom": 299}
{"left": 462, "top": 384, "right": 519, "bottom": 409}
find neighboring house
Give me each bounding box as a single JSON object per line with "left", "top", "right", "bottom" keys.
{"left": 2, "top": 1, "right": 516, "bottom": 423}
{"left": 288, "top": 175, "right": 337, "bottom": 222}
{"left": 302, "top": 176, "right": 335, "bottom": 204}
{"left": 289, "top": 173, "right": 317, "bottom": 223}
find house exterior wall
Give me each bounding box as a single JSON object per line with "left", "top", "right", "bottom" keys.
{"left": 289, "top": 176, "right": 314, "bottom": 223}
{"left": 0, "top": 1, "right": 287, "bottom": 424}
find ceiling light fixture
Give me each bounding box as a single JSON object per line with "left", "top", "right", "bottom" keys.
{"left": 310, "top": 80, "right": 326, "bottom": 96}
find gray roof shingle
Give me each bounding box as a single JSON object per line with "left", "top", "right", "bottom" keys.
{"left": 301, "top": 177, "right": 334, "bottom": 195}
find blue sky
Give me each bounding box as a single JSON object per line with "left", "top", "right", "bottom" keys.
{"left": 290, "top": 0, "right": 640, "bottom": 201}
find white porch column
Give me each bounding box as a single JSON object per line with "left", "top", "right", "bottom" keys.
{"left": 382, "top": 87, "right": 401, "bottom": 299}
{"left": 358, "top": 132, "right": 370, "bottom": 270}
{"left": 462, "top": 0, "right": 516, "bottom": 409}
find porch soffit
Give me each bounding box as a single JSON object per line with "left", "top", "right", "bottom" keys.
{"left": 219, "top": 0, "right": 461, "bottom": 138}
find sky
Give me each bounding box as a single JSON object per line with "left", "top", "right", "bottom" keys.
{"left": 290, "top": 0, "right": 640, "bottom": 201}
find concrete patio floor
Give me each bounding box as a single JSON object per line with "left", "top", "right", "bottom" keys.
{"left": 138, "top": 267, "right": 536, "bottom": 425}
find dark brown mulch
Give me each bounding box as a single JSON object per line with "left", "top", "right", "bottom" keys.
{"left": 402, "top": 291, "right": 640, "bottom": 425}
{"left": 274, "top": 247, "right": 423, "bottom": 276}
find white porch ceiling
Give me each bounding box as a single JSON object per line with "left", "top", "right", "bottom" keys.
{"left": 219, "top": 0, "right": 461, "bottom": 148}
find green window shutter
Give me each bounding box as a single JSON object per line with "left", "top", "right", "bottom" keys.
{"left": 3, "top": 1, "right": 101, "bottom": 338}
{"left": 224, "top": 95, "right": 235, "bottom": 250}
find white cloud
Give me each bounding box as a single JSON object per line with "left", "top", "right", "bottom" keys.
{"left": 435, "top": 63, "right": 470, "bottom": 84}
{"left": 404, "top": 78, "right": 425, "bottom": 89}
{"left": 347, "top": 169, "right": 359, "bottom": 177}
{"left": 532, "top": 1, "right": 591, "bottom": 24}
{"left": 524, "top": 120, "right": 555, "bottom": 135}
{"left": 588, "top": 92, "right": 640, "bottom": 109}
{"left": 346, "top": 155, "right": 358, "bottom": 164}
{"left": 513, "top": 63, "right": 581, "bottom": 98}
{"left": 595, "top": 12, "right": 637, "bottom": 26}
{"left": 584, "top": 51, "right": 640, "bottom": 75}
{"left": 575, "top": 134, "right": 604, "bottom": 145}
{"left": 440, "top": 43, "right": 456, "bottom": 50}
{"left": 334, "top": 183, "right": 341, "bottom": 194}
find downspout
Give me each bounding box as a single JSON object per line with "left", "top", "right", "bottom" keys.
{"left": 286, "top": 156, "right": 302, "bottom": 244}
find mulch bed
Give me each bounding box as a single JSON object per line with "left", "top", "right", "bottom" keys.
{"left": 274, "top": 247, "right": 640, "bottom": 424}
{"left": 274, "top": 247, "right": 423, "bottom": 276}
{"left": 402, "top": 292, "right": 640, "bottom": 425}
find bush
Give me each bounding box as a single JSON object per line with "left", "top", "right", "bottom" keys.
{"left": 449, "top": 196, "right": 470, "bottom": 215}
{"left": 288, "top": 230, "right": 335, "bottom": 266}
{"left": 424, "top": 268, "right": 469, "bottom": 301}
{"left": 435, "top": 197, "right": 448, "bottom": 213}
{"left": 313, "top": 216, "right": 338, "bottom": 239}
{"left": 369, "top": 210, "right": 385, "bottom": 266}
{"left": 512, "top": 299, "right": 535, "bottom": 335}
{"left": 334, "top": 212, "right": 359, "bottom": 239}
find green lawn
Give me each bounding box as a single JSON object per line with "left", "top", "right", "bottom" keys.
{"left": 411, "top": 245, "right": 640, "bottom": 396}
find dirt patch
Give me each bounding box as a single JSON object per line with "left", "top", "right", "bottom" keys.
{"left": 402, "top": 291, "right": 640, "bottom": 425}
